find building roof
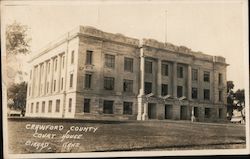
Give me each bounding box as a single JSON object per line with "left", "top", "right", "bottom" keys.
{"left": 29, "top": 25, "right": 228, "bottom": 65}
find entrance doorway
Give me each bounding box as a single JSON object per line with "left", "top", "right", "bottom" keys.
{"left": 180, "top": 105, "right": 188, "bottom": 120}
{"left": 148, "top": 103, "right": 157, "bottom": 119}
{"left": 165, "top": 105, "right": 172, "bottom": 119}
{"left": 194, "top": 107, "right": 199, "bottom": 118}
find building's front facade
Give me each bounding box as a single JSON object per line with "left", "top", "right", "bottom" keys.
{"left": 25, "top": 26, "right": 228, "bottom": 122}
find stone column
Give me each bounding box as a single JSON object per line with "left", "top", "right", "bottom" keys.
{"left": 157, "top": 59, "right": 162, "bottom": 96}
{"left": 191, "top": 106, "right": 195, "bottom": 122}
{"left": 58, "top": 55, "right": 62, "bottom": 93}
{"left": 172, "top": 62, "right": 177, "bottom": 98}
{"left": 49, "top": 58, "right": 54, "bottom": 94}
{"left": 187, "top": 65, "right": 192, "bottom": 100}
{"left": 37, "top": 64, "right": 41, "bottom": 96}
{"left": 137, "top": 45, "right": 145, "bottom": 120}
{"left": 31, "top": 67, "right": 35, "bottom": 97}
{"left": 43, "top": 62, "right": 47, "bottom": 95}
{"left": 142, "top": 103, "right": 148, "bottom": 120}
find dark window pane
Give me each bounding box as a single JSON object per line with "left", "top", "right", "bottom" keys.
{"left": 104, "top": 77, "right": 114, "bottom": 90}
{"left": 124, "top": 57, "right": 133, "bottom": 72}
{"left": 144, "top": 82, "right": 152, "bottom": 94}
{"left": 85, "top": 74, "right": 92, "bottom": 89}
{"left": 145, "top": 60, "right": 152, "bottom": 73}
{"left": 123, "top": 79, "right": 133, "bottom": 92}
{"left": 192, "top": 69, "right": 198, "bottom": 81}
{"left": 204, "top": 71, "right": 210, "bottom": 82}
{"left": 161, "top": 64, "right": 169, "bottom": 76}
{"left": 123, "top": 102, "right": 133, "bottom": 115}
{"left": 177, "top": 66, "right": 183, "bottom": 78}
{"left": 161, "top": 84, "right": 168, "bottom": 96}
{"left": 86, "top": 50, "right": 93, "bottom": 65}
{"left": 83, "top": 99, "right": 90, "bottom": 113}
{"left": 205, "top": 108, "right": 211, "bottom": 118}
{"left": 105, "top": 54, "right": 115, "bottom": 68}
{"left": 177, "top": 86, "right": 183, "bottom": 97}
{"left": 192, "top": 87, "right": 198, "bottom": 99}
{"left": 204, "top": 89, "right": 210, "bottom": 100}
{"left": 56, "top": 99, "right": 60, "bottom": 112}
{"left": 70, "top": 74, "right": 73, "bottom": 88}
{"left": 68, "top": 98, "right": 72, "bottom": 112}
{"left": 219, "top": 73, "right": 223, "bottom": 85}
{"left": 103, "top": 100, "right": 113, "bottom": 114}
{"left": 71, "top": 51, "right": 74, "bottom": 64}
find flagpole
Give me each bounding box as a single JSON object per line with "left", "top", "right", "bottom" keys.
{"left": 165, "top": 10, "right": 167, "bottom": 43}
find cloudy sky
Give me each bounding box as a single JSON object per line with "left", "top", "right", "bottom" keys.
{"left": 1, "top": 0, "right": 248, "bottom": 89}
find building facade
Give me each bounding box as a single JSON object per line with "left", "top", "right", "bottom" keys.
{"left": 25, "top": 26, "right": 228, "bottom": 122}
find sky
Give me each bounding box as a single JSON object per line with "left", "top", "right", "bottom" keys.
{"left": 1, "top": 0, "right": 248, "bottom": 90}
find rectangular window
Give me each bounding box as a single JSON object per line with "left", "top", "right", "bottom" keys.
{"left": 219, "top": 90, "right": 223, "bottom": 102}
{"left": 177, "top": 66, "right": 183, "bottom": 78}
{"left": 204, "top": 71, "right": 210, "bottom": 82}
{"left": 144, "top": 82, "right": 152, "bottom": 94}
{"left": 36, "top": 102, "right": 39, "bottom": 113}
{"left": 161, "top": 84, "right": 168, "bottom": 96}
{"left": 177, "top": 86, "right": 183, "bottom": 98}
{"left": 103, "top": 100, "right": 114, "bottom": 114}
{"left": 83, "top": 99, "right": 90, "bottom": 113}
{"left": 68, "top": 98, "right": 72, "bottom": 112}
{"left": 42, "top": 101, "right": 45, "bottom": 113}
{"left": 123, "top": 79, "right": 133, "bottom": 92}
{"left": 56, "top": 99, "right": 60, "bottom": 112}
{"left": 219, "top": 73, "right": 223, "bottom": 85}
{"left": 61, "top": 78, "right": 64, "bottom": 90}
{"left": 105, "top": 54, "right": 115, "bottom": 68}
{"left": 85, "top": 74, "right": 92, "bottom": 89}
{"left": 71, "top": 50, "right": 74, "bottom": 64}
{"left": 124, "top": 57, "right": 133, "bottom": 72}
{"left": 161, "top": 64, "right": 169, "bottom": 76}
{"left": 30, "top": 103, "right": 34, "bottom": 113}
{"left": 70, "top": 73, "right": 73, "bottom": 88}
{"left": 205, "top": 108, "right": 211, "bottom": 118}
{"left": 86, "top": 50, "right": 93, "bottom": 65}
{"left": 53, "top": 80, "right": 56, "bottom": 92}
{"left": 104, "top": 77, "right": 114, "bottom": 90}
{"left": 192, "top": 87, "right": 198, "bottom": 99}
{"left": 204, "top": 89, "right": 210, "bottom": 100}
{"left": 48, "top": 100, "right": 52, "bottom": 113}
{"left": 219, "top": 108, "right": 223, "bottom": 119}
{"left": 192, "top": 69, "right": 198, "bottom": 81}
{"left": 123, "top": 102, "right": 133, "bottom": 115}
{"left": 145, "top": 60, "right": 152, "bottom": 73}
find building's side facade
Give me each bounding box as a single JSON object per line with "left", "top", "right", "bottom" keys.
{"left": 26, "top": 26, "right": 227, "bottom": 122}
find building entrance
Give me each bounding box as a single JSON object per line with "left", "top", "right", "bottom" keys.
{"left": 180, "top": 105, "right": 188, "bottom": 120}
{"left": 148, "top": 103, "right": 157, "bottom": 119}
{"left": 165, "top": 105, "right": 172, "bottom": 119}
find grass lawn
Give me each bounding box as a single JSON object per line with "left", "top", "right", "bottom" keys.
{"left": 7, "top": 118, "right": 246, "bottom": 154}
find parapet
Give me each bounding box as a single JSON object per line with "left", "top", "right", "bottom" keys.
{"left": 79, "top": 26, "right": 139, "bottom": 46}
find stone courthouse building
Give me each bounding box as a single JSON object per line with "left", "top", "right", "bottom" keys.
{"left": 25, "top": 26, "right": 228, "bottom": 122}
